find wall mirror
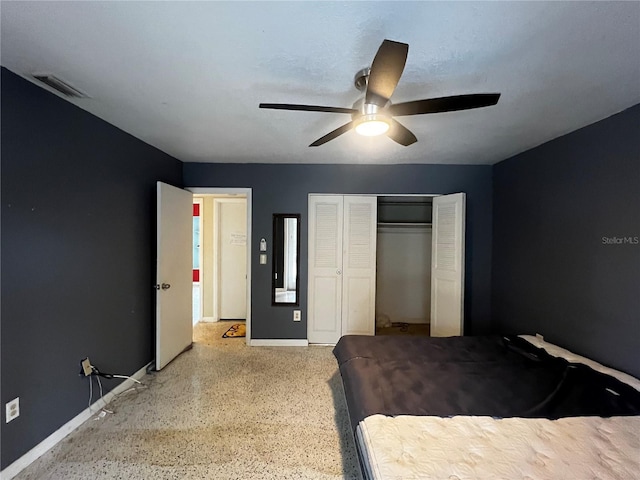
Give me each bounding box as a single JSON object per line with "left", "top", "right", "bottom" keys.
{"left": 272, "top": 214, "right": 300, "bottom": 305}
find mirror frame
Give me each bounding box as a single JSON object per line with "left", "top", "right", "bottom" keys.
{"left": 271, "top": 213, "right": 301, "bottom": 306}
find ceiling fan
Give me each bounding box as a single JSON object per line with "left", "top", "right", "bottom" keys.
{"left": 259, "top": 39, "right": 500, "bottom": 147}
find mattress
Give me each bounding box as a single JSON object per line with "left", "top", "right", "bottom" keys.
{"left": 334, "top": 335, "right": 640, "bottom": 431}
{"left": 358, "top": 414, "right": 640, "bottom": 480}
{"left": 333, "top": 335, "right": 640, "bottom": 479}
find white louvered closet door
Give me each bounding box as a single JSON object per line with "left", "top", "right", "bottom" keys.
{"left": 341, "top": 196, "right": 377, "bottom": 336}
{"left": 430, "top": 193, "right": 466, "bottom": 337}
{"left": 308, "top": 196, "right": 344, "bottom": 344}
{"left": 308, "top": 195, "right": 377, "bottom": 343}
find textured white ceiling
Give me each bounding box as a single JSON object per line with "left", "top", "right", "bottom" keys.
{"left": 2, "top": 1, "right": 639, "bottom": 165}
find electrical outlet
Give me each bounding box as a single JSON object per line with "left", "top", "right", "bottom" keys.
{"left": 81, "top": 358, "right": 93, "bottom": 376}
{"left": 6, "top": 398, "right": 19, "bottom": 423}
{"left": 535, "top": 333, "right": 544, "bottom": 341}
{"left": 293, "top": 310, "right": 301, "bottom": 322}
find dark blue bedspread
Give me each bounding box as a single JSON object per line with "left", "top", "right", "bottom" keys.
{"left": 333, "top": 335, "right": 640, "bottom": 431}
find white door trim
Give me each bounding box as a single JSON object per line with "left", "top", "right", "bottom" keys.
{"left": 188, "top": 188, "right": 252, "bottom": 345}
{"left": 212, "top": 198, "right": 220, "bottom": 322}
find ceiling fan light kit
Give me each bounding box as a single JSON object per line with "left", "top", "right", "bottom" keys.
{"left": 259, "top": 39, "right": 501, "bottom": 147}
{"left": 355, "top": 116, "right": 390, "bottom": 136}
{"left": 353, "top": 100, "right": 390, "bottom": 136}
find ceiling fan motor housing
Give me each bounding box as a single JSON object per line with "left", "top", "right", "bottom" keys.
{"left": 354, "top": 67, "right": 371, "bottom": 92}
{"left": 351, "top": 97, "right": 390, "bottom": 120}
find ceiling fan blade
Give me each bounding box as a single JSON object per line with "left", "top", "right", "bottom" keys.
{"left": 389, "top": 93, "right": 501, "bottom": 116}
{"left": 259, "top": 103, "right": 356, "bottom": 114}
{"left": 387, "top": 119, "right": 418, "bottom": 146}
{"left": 309, "top": 122, "right": 354, "bottom": 147}
{"left": 365, "top": 40, "right": 409, "bottom": 107}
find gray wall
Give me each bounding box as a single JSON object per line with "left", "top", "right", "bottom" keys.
{"left": 1, "top": 68, "right": 183, "bottom": 468}
{"left": 492, "top": 104, "right": 640, "bottom": 378}
{"left": 183, "top": 163, "right": 493, "bottom": 339}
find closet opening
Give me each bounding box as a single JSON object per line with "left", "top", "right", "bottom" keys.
{"left": 375, "top": 196, "right": 433, "bottom": 337}
{"left": 307, "top": 192, "right": 464, "bottom": 344}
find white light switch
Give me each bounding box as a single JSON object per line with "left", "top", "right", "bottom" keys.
{"left": 259, "top": 254, "right": 267, "bottom": 265}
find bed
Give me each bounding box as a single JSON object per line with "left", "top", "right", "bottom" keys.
{"left": 333, "top": 334, "right": 640, "bottom": 479}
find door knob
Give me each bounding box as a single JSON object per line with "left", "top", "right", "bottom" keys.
{"left": 336, "top": 269, "right": 342, "bottom": 275}
{"left": 161, "top": 283, "right": 171, "bottom": 290}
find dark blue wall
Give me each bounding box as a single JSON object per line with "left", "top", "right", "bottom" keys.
{"left": 183, "top": 163, "right": 494, "bottom": 339}
{"left": 5, "top": 59, "right": 636, "bottom": 473}
{"left": 1, "top": 68, "right": 183, "bottom": 468}
{"left": 493, "top": 104, "right": 640, "bottom": 377}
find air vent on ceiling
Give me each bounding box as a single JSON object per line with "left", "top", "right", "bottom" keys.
{"left": 32, "top": 74, "right": 89, "bottom": 98}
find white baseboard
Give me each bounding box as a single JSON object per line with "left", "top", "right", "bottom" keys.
{"left": 0, "top": 362, "right": 151, "bottom": 480}
{"left": 201, "top": 316, "right": 217, "bottom": 323}
{"left": 250, "top": 339, "right": 309, "bottom": 347}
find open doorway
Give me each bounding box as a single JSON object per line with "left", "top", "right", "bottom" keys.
{"left": 188, "top": 188, "right": 252, "bottom": 344}
{"left": 192, "top": 198, "right": 203, "bottom": 325}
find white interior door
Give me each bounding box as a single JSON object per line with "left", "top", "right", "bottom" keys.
{"left": 217, "top": 199, "right": 247, "bottom": 319}
{"left": 430, "top": 192, "right": 466, "bottom": 337}
{"left": 156, "top": 182, "right": 193, "bottom": 370}
{"left": 341, "top": 196, "right": 377, "bottom": 336}
{"left": 308, "top": 195, "right": 344, "bottom": 344}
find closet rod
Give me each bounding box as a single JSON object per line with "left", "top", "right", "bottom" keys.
{"left": 377, "top": 222, "right": 432, "bottom": 227}
{"left": 378, "top": 201, "right": 432, "bottom": 205}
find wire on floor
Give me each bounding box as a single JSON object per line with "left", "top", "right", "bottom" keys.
{"left": 86, "top": 375, "right": 114, "bottom": 419}
{"left": 85, "top": 367, "right": 148, "bottom": 418}
{"left": 111, "top": 374, "right": 142, "bottom": 384}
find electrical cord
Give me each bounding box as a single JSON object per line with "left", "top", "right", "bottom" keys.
{"left": 88, "top": 374, "right": 93, "bottom": 411}
{"left": 86, "top": 371, "right": 116, "bottom": 417}
{"left": 85, "top": 364, "right": 147, "bottom": 417}
{"left": 90, "top": 365, "right": 113, "bottom": 379}
{"left": 96, "top": 376, "right": 113, "bottom": 415}
{"left": 90, "top": 367, "right": 142, "bottom": 385}
{"left": 96, "top": 375, "right": 104, "bottom": 401}
{"left": 111, "top": 374, "right": 142, "bottom": 384}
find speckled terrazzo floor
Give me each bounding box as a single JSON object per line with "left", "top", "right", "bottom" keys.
{"left": 15, "top": 322, "right": 361, "bottom": 479}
